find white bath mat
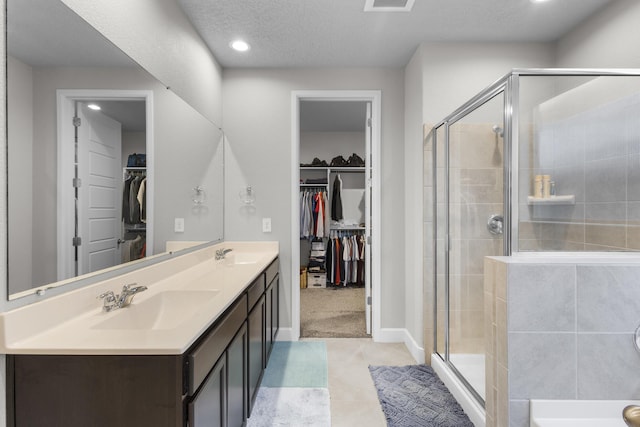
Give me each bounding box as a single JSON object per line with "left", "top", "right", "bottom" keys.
{"left": 247, "top": 387, "right": 331, "bottom": 427}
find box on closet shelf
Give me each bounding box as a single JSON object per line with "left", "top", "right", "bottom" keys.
{"left": 300, "top": 267, "right": 308, "bottom": 288}
{"left": 307, "top": 272, "right": 327, "bottom": 288}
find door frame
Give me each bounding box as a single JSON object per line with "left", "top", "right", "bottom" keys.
{"left": 290, "top": 90, "right": 382, "bottom": 341}
{"left": 56, "top": 89, "right": 154, "bottom": 281}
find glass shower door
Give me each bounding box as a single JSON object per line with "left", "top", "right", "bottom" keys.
{"left": 435, "top": 89, "right": 506, "bottom": 404}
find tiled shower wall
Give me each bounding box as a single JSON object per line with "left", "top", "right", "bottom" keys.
{"left": 519, "top": 91, "right": 640, "bottom": 251}
{"left": 485, "top": 257, "right": 640, "bottom": 427}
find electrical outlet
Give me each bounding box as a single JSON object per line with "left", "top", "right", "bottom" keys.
{"left": 262, "top": 218, "right": 272, "bottom": 233}
{"left": 174, "top": 218, "right": 185, "bottom": 233}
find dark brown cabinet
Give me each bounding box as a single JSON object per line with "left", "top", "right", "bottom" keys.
{"left": 188, "top": 355, "right": 226, "bottom": 426}
{"left": 265, "top": 276, "right": 279, "bottom": 360}
{"left": 248, "top": 292, "right": 265, "bottom": 413}
{"left": 7, "top": 256, "right": 280, "bottom": 427}
{"left": 227, "top": 323, "right": 248, "bottom": 426}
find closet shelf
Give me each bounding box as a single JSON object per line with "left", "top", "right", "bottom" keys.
{"left": 300, "top": 183, "right": 328, "bottom": 187}
{"left": 300, "top": 166, "right": 365, "bottom": 172}
{"left": 331, "top": 225, "right": 365, "bottom": 231}
{"left": 527, "top": 195, "right": 575, "bottom": 206}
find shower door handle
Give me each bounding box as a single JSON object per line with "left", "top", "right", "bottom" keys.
{"left": 487, "top": 214, "right": 503, "bottom": 235}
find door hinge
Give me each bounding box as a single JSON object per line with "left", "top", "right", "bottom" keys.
{"left": 367, "top": 296, "right": 372, "bottom": 305}
{"left": 367, "top": 118, "right": 372, "bottom": 127}
{"left": 73, "top": 117, "right": 81, "bottom": 127}
{"left": 73, "top": 178, "right": 82, "bottom": 188}
{"left": 72, "top": 236, "right": 82, "bottom": 247}
{"left": 366, "top": 235, "right": 371, "bottom": 245}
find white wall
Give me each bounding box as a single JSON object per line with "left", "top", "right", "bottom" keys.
{"left": 404, "top": 47, "right": 425, "bottom": 357}
{"left": 122, "top": 131, "right": 147, "bottom": 169}
{"left": 7, "top": 56, "right": 33, "bottom": 294}
{"left": 300, "top": 131, "right": 364, "bottom": 165}
{"left": 222, "top": 68, "right": 405, "bottom": 331}
{"left": 556, "top": 0, "right": 640, "bottom": 68}
{"left": 59, "top": 0, "right": 223, "bottom": 125}
{"left": 420, "top": 42, "right": 555, "bottom": 124}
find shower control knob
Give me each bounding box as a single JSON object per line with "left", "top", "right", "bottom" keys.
{"left": 487, "top": 214, "right": 504, "bottom": 235}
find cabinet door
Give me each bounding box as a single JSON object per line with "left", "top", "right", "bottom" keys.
{"left": 227, "top": 323, "right": 247, "bottom": 427}
{"left": 188, "top": 356, "right": 226, "bottom": 427}
{"left": 248, "top": 295, "right": 265, "bottom": 414}
{"left": 273, "top": 277, "right": 279, "bottom": 339}
{"left": 265, "top": 280, "right": 274, "bottom": 362}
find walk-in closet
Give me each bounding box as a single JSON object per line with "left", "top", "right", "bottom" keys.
{"left": 298, "top": 99, "right": 372, "bottom": 338}
{"left": 117, "top": 101, "right": 148, "bottom": 265}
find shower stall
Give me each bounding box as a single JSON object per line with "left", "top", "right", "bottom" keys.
{"left": 431, "top": 69, "right": 640, "bottom": 423}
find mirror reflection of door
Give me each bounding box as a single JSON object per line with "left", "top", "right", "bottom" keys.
{"left": 76, "top": 102, "right": 123, "bottom": 276}
{"left": 57, "top": 95, "right": 148, "bottom": 283}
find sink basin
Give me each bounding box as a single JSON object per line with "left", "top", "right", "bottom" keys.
{"left": 223, "top": 252, "right": 263, "bottom": 266}
{"left": 92, "top": 290, "right": 220, "bottom": 330}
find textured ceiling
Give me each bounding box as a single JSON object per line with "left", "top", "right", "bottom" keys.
{"left": 177, "top": 0, "right": 614, "bottom": 68}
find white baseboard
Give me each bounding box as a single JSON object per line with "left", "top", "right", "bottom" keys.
{"left": 377, "top": 328, "right": 425, "bottom": 364}
{"left": 276, "top": 327, "right": 296, "bottom": 342}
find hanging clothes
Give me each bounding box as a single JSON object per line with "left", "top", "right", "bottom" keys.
{"left": 137, "top": 177, "right": 147, "bottom": 223}
{"left": 331, "top": 174, "right": 343, "bottom": 221}
{"left": 123, "top": 170, "right": 146, "bottom": 225}
{"left": 299, "top": 189, "right": 328, "bottom": 239}
{"left": 324, "top": 231, "right": 365, "bottom": 287}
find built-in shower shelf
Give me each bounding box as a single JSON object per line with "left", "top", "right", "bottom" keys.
{"left": 527, "top": 195, "right": 575, "bottom": 206}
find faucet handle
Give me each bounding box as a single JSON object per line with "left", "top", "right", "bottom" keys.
{"left": 97, "top": 290, "right": 117, "bottom": 312}
{"left": 98, "top": 290, "right": 116, "bottom": 301}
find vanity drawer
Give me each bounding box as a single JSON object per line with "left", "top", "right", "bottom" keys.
{"left": 188, "top": 294, "right": 247, "bottom": 396}
{"left": 247, "top": 275, "right": 265, "bottom": 310}
{"left": 265, "top": 258, "right": 279, "bottom": 285}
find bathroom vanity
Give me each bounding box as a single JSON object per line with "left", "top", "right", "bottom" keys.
{"left": 0, "top": 242, "right": 279, "bottom": 427}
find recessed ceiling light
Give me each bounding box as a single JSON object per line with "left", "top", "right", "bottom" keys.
{"left": 530, "top": 0, "right": 552, "bottom": 3}
{"left": 230, "top": 40, "right": 250, "bottom": 52}
{"left": 87, "top": 103, "right": 101, "bottom": 111}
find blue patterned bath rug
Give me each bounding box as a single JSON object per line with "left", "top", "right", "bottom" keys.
{"left": 369, "top": 364, "right": 474, "bottom": 427}
{"left": 261, "top": 341, "right": 328, "bottom": 388}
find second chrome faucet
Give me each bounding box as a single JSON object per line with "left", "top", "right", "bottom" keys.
{"left": 98, "top": 283, "right": 148, "bottom": 312}
{"left": 215, "top": 248, "right": 233, "bottom": 261}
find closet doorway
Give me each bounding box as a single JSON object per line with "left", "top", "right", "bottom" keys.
{"left": 291, "top": 90, "right": 381, "bottom": 341}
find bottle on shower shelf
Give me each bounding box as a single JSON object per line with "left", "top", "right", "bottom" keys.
{"left": 543, "top": 175, "right": 551, "bottom": 198}
{"left": 534, "top": 175, "right": 543, "bottom": 198}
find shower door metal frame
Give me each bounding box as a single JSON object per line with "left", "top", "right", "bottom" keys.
{"left": 432, "top": 76, "right": 510, "bottom": 408}
{"left": 432, "top": 68, "right": 640, "bottom": 408}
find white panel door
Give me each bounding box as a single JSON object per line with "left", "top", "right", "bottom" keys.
{"left": 77, "top": 103, "right": 122, "bottom": 275}
{"left": 365, "top": 101, "right": 372, "bottom": 335}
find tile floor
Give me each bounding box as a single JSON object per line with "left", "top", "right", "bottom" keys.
{"left": 303, "top": 338, "right": 417, "bottom": 427}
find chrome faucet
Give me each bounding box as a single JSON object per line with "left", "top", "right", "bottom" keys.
{"left": 98, "top": 283, "right": 148, "bottom": 312}
{"left": 215, "top": 248, "right": 233, "bottom": 260}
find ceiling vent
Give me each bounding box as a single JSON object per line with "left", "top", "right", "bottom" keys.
{"left": 364, "top": 0, "right": 415, "bottom": 12}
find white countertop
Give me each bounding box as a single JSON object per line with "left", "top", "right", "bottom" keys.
{"left": 0, "top": 241, "right": 278, "bottom": 355}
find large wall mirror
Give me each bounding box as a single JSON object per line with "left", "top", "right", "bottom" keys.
{"left": 6, "top": 0, "right": 224, "bottom": 299}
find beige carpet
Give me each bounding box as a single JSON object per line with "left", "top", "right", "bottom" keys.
{"left": 300, "top": 287, "right": 369, "bottom": 338}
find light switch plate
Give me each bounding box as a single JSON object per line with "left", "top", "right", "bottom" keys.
{"left": 175, "top": 217, "right": 185, "bottom": 233}
{"left": 262, "top": 218, "right": 272, "bottom": 233}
